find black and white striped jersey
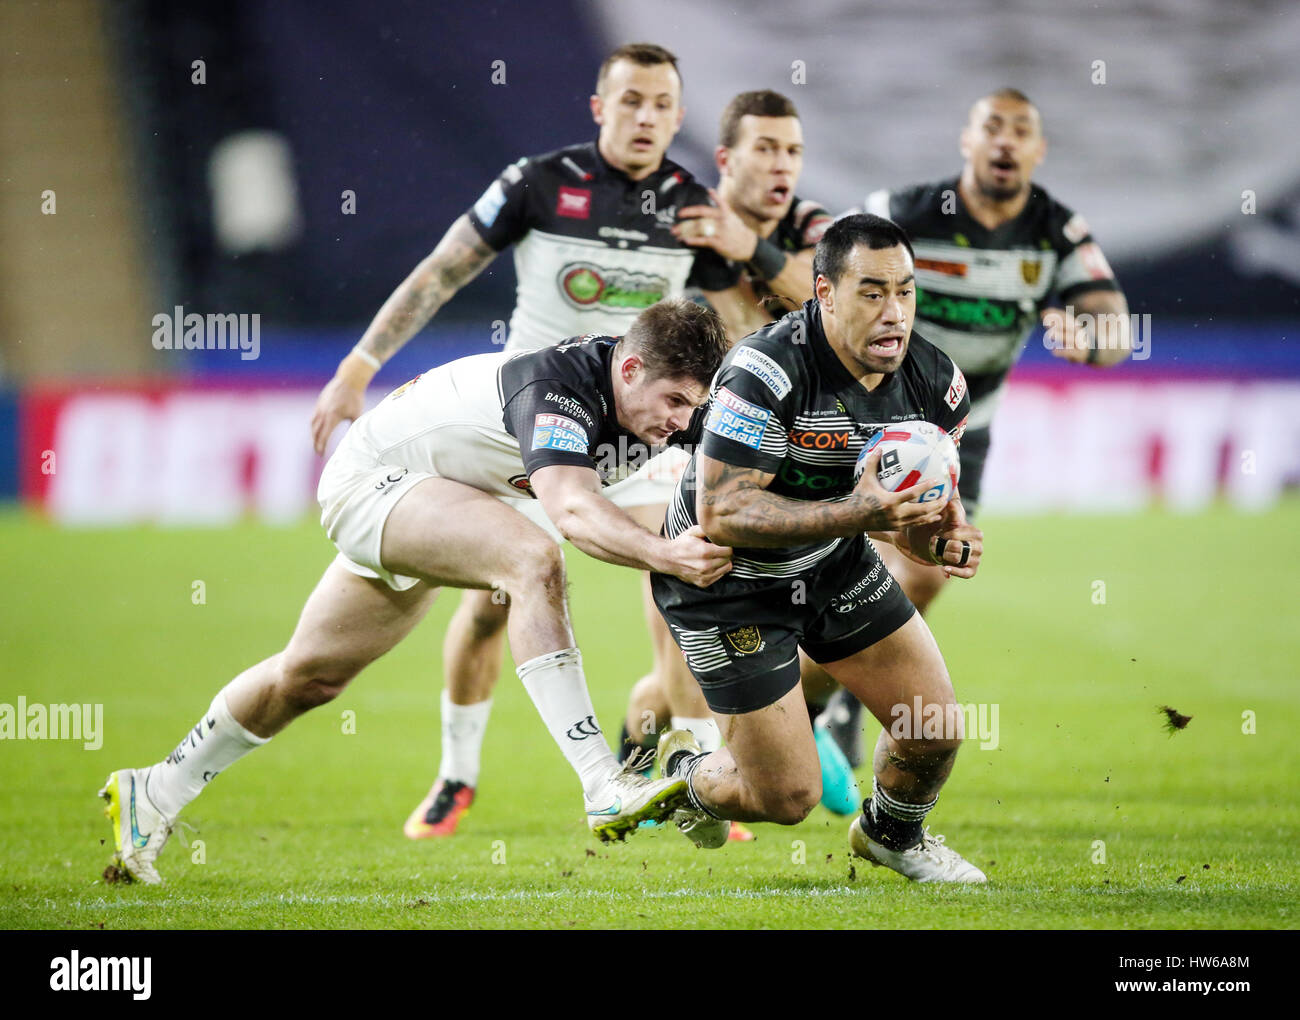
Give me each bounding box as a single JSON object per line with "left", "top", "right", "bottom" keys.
{"left": 467, "top": 141, "right": 715, "bottom": 352}
{"left": 864, "top": 176, "right": 1119, "bottom": 430}
{"left": 664, "top": 300, "right": 969, "bottom": 581}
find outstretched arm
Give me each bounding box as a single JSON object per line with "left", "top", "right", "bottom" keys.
{"left": 530, "top": 464, "right": 732, "bottom": 588}
{"left": 310, "top": 215, "right": 496, "bottom": 453}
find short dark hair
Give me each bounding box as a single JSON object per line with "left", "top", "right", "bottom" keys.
{"left": 618, "top": 298, "right": 728, "bottom": 388}
{"left": 595, "top": 43, "right": 681, "bottom": 96}
{"left": 981, "top": 86, "right": 1034, "bottom": 107}
{"left": 813, "top": 214, "right": 915, "bottom": 285}
{"left": 718, "top": 89, "right": 799, "bottom": 148}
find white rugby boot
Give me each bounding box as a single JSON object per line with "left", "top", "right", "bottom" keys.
{"left": 99, "top": 767, "right": 175, "bottom": 885}
{"left": 586, "top": 753, "right": 689, "bottom": 843}
{"left": 849, "top": 814, "right": 987, "bottom": 883}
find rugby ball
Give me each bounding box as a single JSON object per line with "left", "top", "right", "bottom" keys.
{"left": 854, "top": 421, "right": 960, "bottom": 504}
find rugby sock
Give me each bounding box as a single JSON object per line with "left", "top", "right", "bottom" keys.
{"left": 864, "top": 778, "right": 936, "bottom": 851}
{"left": 671, "top": 715, "right": 722, "bottom": 753}
{"left": 516, "top": 647, "right": 617, "bottom": 800}
{"left": 437, "top": 689, "right": 492, "bottom": 786}
{"left": 680, "top": 753, "right": 724, "bottom": 820}
{"left": 144, "top": 692, "right": 268, "bottom": 819}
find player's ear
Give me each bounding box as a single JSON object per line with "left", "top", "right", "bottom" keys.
{"left": 619, "top": 353, "right": 643, "bottom": 384}
{"left": 714, "top": 145, "right": 729, "bottom": 177}
{"left": 590, "top": 93, "right": 604, "bottom": 126}
{"left": 674, "top": 105, "right": 685, "bottom": 132}
{"left": 958, "top": 123, "right": 974, "bottom": 163}
{"left": 815, "top": 274, "right": 834, "bottom": 312}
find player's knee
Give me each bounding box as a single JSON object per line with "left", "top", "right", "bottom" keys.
{"left": 508, "top": 535, "right": 565, "bottom": 594}
{"left": 762, "top": 777, "right": 821, "bottom": 825}
{"left": 278, "top": 651, "right": 358, "bottom": 710}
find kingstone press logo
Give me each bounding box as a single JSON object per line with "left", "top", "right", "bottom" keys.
{"left": 0, "top": 697, "right": 102, "bottom": 749}
{"left": 151, "top": 305, "right": 260, "bottom": 361}
{"left": 558, "top": 262, "right": 668, "bottom": 311}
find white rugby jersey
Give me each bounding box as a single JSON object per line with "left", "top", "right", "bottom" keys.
{"left": 467, "top": 141, "right": 713, "bottom": 352}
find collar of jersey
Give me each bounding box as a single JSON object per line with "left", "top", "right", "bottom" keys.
{"left": 589, "top": 137, "right": 681, "bottom": 190}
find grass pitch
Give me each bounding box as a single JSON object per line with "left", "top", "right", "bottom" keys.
{"left": 1, "top": 501, "right": 1296, "bottom": 929}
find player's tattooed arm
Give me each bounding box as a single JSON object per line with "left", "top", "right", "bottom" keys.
{"left": 310, "top": 216, "right": 496, "bottom": 453}
{"left": 695, "top": 448, "right": 946, "bottom": 548}
{"left": 355, "top": 215, "right": 497, "bottom": 363}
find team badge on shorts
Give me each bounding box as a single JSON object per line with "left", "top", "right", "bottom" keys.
{"left": 723, "top": 626, "right": 764, "bottom": 655}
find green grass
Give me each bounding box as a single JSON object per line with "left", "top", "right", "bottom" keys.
{"left": 1, "top": 501, "right": 1297, "bottom": 929}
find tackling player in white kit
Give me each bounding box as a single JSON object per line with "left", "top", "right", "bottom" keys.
{"left": 100, "top": 299, "right": 731, "bottom": 884}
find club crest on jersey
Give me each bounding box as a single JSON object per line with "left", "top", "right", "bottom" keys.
{"left": 532, "top": 413, "right": 588, "bottom": 454}
{"left": 557, "top": 187, "right": 592, "bottom": 219}
{"left": 723, "top": 625, "right": 763, "bottom": 655}
{"left": 507, "top": 474, "right": 536, "bottom": 497}
{"left": 1020, "top": 259, "right": 1042, "bottom": 285}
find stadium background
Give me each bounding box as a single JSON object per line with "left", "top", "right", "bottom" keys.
{"left": 1, "top": 0, "right": 1298, "bottom": 933}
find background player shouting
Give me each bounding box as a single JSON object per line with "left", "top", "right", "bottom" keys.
{"left": 820, "top": 88, "right": 1132, "bottom": 765}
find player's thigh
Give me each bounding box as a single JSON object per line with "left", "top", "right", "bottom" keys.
{"left": 718, "top": 681, "right": 821, "bottom": 799}
{"left": 283, "top": 557, "right": 439, "bottom": 679}
{"left": 380, "top": 477, "right": 562, "bottom": 589}
{"left": 876, "top": 541, "right": 948, "bottom": 610}
{"left": 818, "top": 613, "right": 958, "bottom": 735}
{"left": 798, "top": 650, "right": 838, "bottom": 704}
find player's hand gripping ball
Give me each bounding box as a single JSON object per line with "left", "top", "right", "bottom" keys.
{"left": 855, "top": 421, "right": 960, "bottom": 504}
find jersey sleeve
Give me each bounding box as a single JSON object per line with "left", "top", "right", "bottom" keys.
{"left": 1047, "top": 201, "right": 1121, "bottom": 302}
{"left": 698, "top": 343, "right": 795, "bottom": 473}
{"left": 502, "top": 381, "right": 603, "bottom": 476}
{"left": 791, "top": 199, "right": 834, "bottom": 249}
{"left": 928, "top": 348, "right": 971, "bottom": 447}
{"left": 466, "top": 158, "right": 533, "bottom": 251}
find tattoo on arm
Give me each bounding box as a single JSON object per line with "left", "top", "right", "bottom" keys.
{"left": 699, "top": 456, "right": 878, "bottom": 546}
{"left": 359, "top": 215, "right": 496, "bottom": 361}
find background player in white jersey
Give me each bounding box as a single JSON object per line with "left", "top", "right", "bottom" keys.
{"left": 308, "top": 44, "right": 740, "bottom": 838}
{"left": 100, "top": 300, "right": 732, "bottom": 884}
{"left": 819, "top": 88, "right": 1134, "bottom": 764}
